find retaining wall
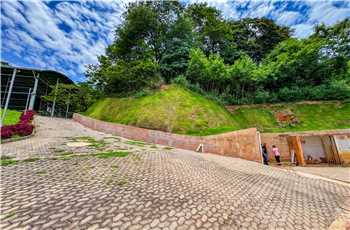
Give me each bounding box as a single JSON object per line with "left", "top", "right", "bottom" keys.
{"left": 73, "top": 114, "right": 261, "bottom": 162}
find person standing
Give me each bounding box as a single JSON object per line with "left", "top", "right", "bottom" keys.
{"left": 261, "top": 143, "right": 269, "bottom": 165}
{"left": 272, "top": 145, "right": 281, "bottom": 165}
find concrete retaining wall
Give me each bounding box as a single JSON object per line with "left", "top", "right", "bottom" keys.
{"left": 73, "top": 114, "right": 261, "bottom": 162}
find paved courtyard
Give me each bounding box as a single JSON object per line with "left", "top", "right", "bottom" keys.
{"left": 1, "top": 116, "right": 350, "bottom": 229}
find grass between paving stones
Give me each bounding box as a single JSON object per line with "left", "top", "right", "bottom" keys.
{"left": 0, "top": 158, "right": 18, "bottom": 166}
{"left": 3, "top": 210, "right": 16, "bottom": 219}
{"left": 71, "top": 136, "right": 107, "bottom": 149}
{"left": 1, "top": 156, "right": 41, "bottom": 166}
{"left": 95, "top": 151, "right": 129, "bottom": 158}
{"left": 125, "top": 140, "right": 147, "bottom": 146}
{"left": 36, "top": 170, "right": 47, "bottom": 175}
{"left": 22, "top": 158, "right": 40, "bottom": 163}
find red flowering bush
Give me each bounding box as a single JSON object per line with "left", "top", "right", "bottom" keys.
{"left": 1, "top": 110, "right": 35, "bottom": 140}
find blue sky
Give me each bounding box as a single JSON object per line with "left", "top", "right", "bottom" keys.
{"left": 1, "top": 1, "right": 350, "bottom": 82}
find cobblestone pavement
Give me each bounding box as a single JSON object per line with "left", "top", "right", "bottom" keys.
{"left": 1, "top": 116, "right": 350, "bottom": 229}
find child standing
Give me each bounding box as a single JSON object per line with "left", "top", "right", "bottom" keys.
{"left": 272, "top": 145, "right": 281, "bottom": 166}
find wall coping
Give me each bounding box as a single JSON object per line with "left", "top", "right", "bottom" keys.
{"left": 73, "top": 113, "right": 257, "bottom": 140}
{"left": 262, "top": 129, "right": 350, "bottom": 137}
{"left": 73, "top": 113, "right": 261, "bottom": 162}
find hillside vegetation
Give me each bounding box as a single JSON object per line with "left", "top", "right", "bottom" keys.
{"left": 85, "top": 85, "right": 350, "bottom": 135}
{"left": 85, "top": 85, "right": 239, "bottom": 135}
{"left": 1, "top": 109, "right": 21, "bottom": 126}
{"left": 229, "top": 101, "right": 350, "bottom": 133}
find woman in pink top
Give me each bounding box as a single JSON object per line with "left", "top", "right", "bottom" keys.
{"left": 272, "top": 145, "right": 281, "bottom": 165}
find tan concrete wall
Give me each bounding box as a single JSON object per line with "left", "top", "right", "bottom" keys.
{"left": 261, "top": 130, "right": 350, "bottom": 164}
{"left": 334, "top": 134, "right": 350, "bottom": 164}
{"left": 260, "top": 133, "right": 290, "bottom": 162}
{"left": 73, "top": 114, "right": 261, "bottom": 162}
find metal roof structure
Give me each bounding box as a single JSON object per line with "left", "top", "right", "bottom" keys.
{"left": 1, "top": 62, "right": 74, "bottom": 121}
{"left": 1, "top": 64, "right": 73, "bottom": 85}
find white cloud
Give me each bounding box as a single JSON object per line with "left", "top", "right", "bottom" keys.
{"left": 307, "top": 1, "right": 350, "bottom": 26}
{"left": 291, "top": 23, "right": 315, "bottom": 38}
{"left": 1, "top": 0, "right": 349, "bottom": 81}
{"left": 276, "top": 11, "right": 302, "bottom": 26}
{"left": 1, "top": 0, "right": 125, "bottom": 81}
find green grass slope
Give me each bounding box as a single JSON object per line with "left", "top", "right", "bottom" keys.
{"left": 0, "top": 109, "right": 21, "bottom": 126}
{"left": 85, "top": 85, "right": 350, "bottom": 135}
{"left": 230, "top": 101, "right": 350, "bottom": 133}
{"left": 85, "top": 85, "right": 240, "bottom": 135}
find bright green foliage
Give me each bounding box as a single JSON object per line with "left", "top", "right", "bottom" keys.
{"left": 229, "top": 18, "right": 291, "bottom": 62}
{"left": 103, "top": 60, "right": 162, "bottom": 94}
{"left": 1, "top": 109, "right": 21, "bottom": 126}
{"left": 87, "top": 2, "right": 292, "bottom": 95}
{"left": 85, "top": 85, "right": 239, "bottom": 135}
{"left": 43, "top": 83, "right": 100, "bottom": 113}
{"left": 312, "top": 19, "right": 350, "bottom": 59}
{"left": 160, "top": 16, "right": 197, "bottom": 82}
{"left": 96, "top": 151, "right": 129, "bottom": 158}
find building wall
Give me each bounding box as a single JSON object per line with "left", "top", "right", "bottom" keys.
{"left": 261, "top": 130, "right": 350, "bottom": 164}
{"left": 260, "top": 133, "right": 291, "bottom": 162}
{"left": 334, "top": 134, "right": 350, "bottom": 164}
{"left": 73, "top": 114, "right": 261, "bottom": 162}
{"left": 301, "top": 136, "right": 326, "bottom": 163}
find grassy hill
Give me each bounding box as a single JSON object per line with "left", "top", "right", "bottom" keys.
{"left": 229, "top": 101, "right": 350, "bottom": 133}
{"left": 85, "top": 85, "right": 350, "bottom": 135}
{"left": 85, "top": 85, "right": 239, "bottom": 135}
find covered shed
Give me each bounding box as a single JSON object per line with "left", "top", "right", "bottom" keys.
{"left": 1, "top": 62, "right": 73, "bottom": 115}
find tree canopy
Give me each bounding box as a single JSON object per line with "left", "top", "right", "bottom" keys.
{"left": 86, "top": 1, "right": 350, "bottom": 104}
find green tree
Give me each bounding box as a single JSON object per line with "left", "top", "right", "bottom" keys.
{"left": 160, "top": 16, "right": 197, "bottom": 82}
{"left": 42, "top": 83, "right": 100, "bottom": 113}
{"left": 229, "top": 18, "right": 291, "bottom": 62}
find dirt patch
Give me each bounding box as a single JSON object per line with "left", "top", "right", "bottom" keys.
{"left": 274, "top": 109, "right": 299, "bottom": 127}
{"left": 66, "top": 142, "right": 92, "bottom": 147}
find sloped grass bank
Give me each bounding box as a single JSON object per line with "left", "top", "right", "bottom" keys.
{"left": 85, "top": 85, "right": 240, "bottom": 135}
{"left": 0, "top": 109, "right": 21, "bottom": 126}
{"left": 230, "top": 101, "right": 350, "bottom": 132}
{"left": 85, "top": 85, "right": 350, "bottom": 135}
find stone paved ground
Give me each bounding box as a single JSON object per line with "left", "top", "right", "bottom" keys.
{"left": 292, "top": 166, "right": 350, "bottom": 183}
{"left": 1, "top": 116, "right": 350, "bottom": 229}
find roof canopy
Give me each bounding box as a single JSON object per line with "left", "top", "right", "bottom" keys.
{"left": 1, "top": 65, "right": 74, "bottom": 85}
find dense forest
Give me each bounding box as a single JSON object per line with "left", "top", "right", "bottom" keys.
{"left": 86, "top": 1, "right": 350, "bottom": 105}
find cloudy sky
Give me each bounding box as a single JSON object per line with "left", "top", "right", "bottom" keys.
{"left": 1, "top": 1, "right": 350, "bottom": 82}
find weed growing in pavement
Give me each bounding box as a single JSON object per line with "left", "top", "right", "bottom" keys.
{"left": 125, "top": 140, "right": 148, "bottom": 147}
{"left": 0, "top": 156, "right": 18, "bottom": 166}
{"left": 117, "top": 178, "right": 128, "bottom": 186}
{"left": 3, "top": 210, "right": 16, "bottom": 219}
{"left": 22, "top": 158, "right": 40, "bottom": 163}
{"left": 71, "top": 136, "right": 107, "bottom": 149}
{"left": 95, "top": 151, "right": 129, "bottom": 158}
{"left": 59, "top": 152, "right": 75, "bottom": 156}
{"left": 53, "top": 148, "right": 65, "bottom": 153}
{"left": 36, "top": 170, "right": 47, "bottom": 175}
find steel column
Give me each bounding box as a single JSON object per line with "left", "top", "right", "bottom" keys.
{"left": 51, "top": 79, "right": 59, "bottom": 117}
{"left": 28, "top": 74, "right": 39, "bottom": 110}
{"left": 1, "top": 68, "right": 17, "bottom": 124}
{"left": 25, "top": 88, "right": 32, "bottom": 112}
